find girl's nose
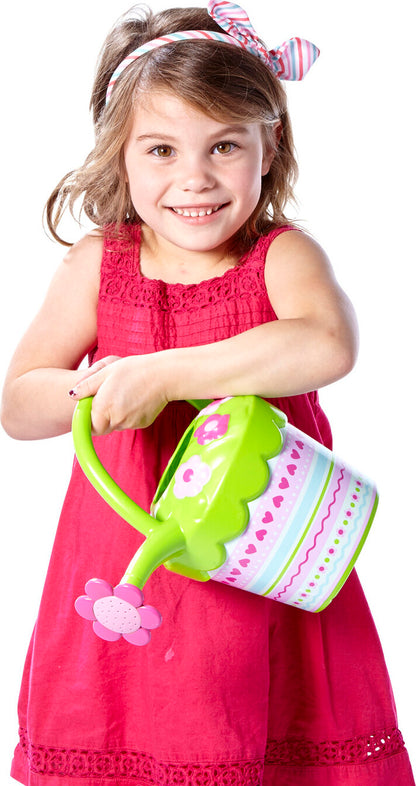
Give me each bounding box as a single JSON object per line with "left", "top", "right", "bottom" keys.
{"left": 179, "top": 156, "right": 216, "bottom": 192}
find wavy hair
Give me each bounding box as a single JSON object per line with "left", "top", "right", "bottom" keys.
{"left": 45, "top": 5, "right": 298, "bottom": 251}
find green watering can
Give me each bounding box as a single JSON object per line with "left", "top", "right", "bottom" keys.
{"left": 73, "top": 395, "right": 378, "bottom": 646}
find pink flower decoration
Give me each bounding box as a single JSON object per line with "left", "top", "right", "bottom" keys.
{"left": 173, "top": 454, "right": 212, "bottom": 499}
{"left": 194, "top": 413, "right": 230, "bottom": 446}
{"left": 75, "top": 579, "right": 162, "bottom": 645}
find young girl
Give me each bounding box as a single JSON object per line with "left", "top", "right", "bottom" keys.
{"left": 1, "top": 1, "right": 414, "bottom": 785}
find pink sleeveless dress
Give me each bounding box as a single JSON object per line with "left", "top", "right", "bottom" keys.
{"left": 11, "top": 225, "right": 414, "bottom": 786}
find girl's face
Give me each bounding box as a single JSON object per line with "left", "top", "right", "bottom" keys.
{"left": 124, "top": 92, "right": 274, "bottom": 258}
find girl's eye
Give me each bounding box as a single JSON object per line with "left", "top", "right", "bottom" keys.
{"left": 213, "top": 142, "right": 236, "bottom": 155}
{"left": 151, "top": 145, "right": 174, "bottom": 157}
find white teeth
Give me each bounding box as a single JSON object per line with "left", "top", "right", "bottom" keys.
{"left": 172, "top": 205, "right": 221, "bottom": 217}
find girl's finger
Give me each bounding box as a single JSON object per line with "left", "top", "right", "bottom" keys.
{"left": 69, "top": 371, "right": 103, "bottom": 400}
{"left": 69, "top": 356, "right": 121, "bottom": 399}
{"left": 76, "top": 355, "right": 120, "bottom": 385}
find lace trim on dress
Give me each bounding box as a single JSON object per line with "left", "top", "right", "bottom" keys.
{"left": 99, "top": 225, "right": 292, "bottom": 313}
{"left": 17, "top": 726, "right": 406, "bottom": 782}
{"left": 265, "top": 728, "right": 407, "bottom": 766}
{"left": 17, "top": 729, "right": 263, "bottom": 783}
{"left": 99, "top": 260, "right": 267, "bottom": 313}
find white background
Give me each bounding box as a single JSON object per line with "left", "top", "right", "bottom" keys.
{"left": 0, "top": 0, "right": 415, "bottom": 781}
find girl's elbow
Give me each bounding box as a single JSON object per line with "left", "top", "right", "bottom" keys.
{"left": 0, "top": 382, "right": 30, "bottom": 440}
{"left": 329, "top": 295, "right": 359, "bottom": 381}
{"left": 1, "top": 397, "right": 23, "bottom": 439}
{"left": 339, "top": 343, "right": 357, "bottom": 379}
{"left": 1, "top": 410, "right": 19, "bottom": 439}
{"left": 330, "top": 329, "right": 358, "bottom": 382}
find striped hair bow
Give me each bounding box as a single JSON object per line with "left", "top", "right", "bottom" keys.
{"left": 209, "top": 0, "right": 320, "bottom": 81}
{"left": 106, "top": 0, "right": 319, "bottom": 104}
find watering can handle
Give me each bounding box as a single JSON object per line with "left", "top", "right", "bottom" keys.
{"left": 71, "top": 397, "right": 212, "bottom": 537}
{"left": 72, "top": 396, "right": 155, "bottom": 537}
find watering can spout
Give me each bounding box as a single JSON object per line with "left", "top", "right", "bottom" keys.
{"left": 121, "top": 520, "right": 186, "bottom": 588}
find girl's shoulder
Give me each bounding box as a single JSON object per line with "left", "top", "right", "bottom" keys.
{"left": 63, "top": 229, "right": 104, "bottom": 270}
{"left": 264, "top": 226, "right": 331, "bottom": 282}
{"left": 263, "top": 226, "right": 355, "bottom": 333}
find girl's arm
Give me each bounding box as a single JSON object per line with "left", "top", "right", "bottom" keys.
{"left": 173, "top": 230, "right": 358, "bottom": 397}
{"left": 69, "top": 231, "right": 358, "bottom": 435}
{"left": 1, "top": 233, "right": 102, "bottom": 440}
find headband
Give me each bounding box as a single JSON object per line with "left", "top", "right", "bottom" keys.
{"left": 106, "top": 0, "right": 320, "bottom": 104}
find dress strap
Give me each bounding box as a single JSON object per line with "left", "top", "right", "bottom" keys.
{"left": 245, "top": 225, "right": 297, "bottom": 269}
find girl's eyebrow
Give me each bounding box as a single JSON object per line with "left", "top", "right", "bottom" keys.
{"left": 135, "top": 133, "right": 176, "bottom": 142}
{"left": 210, "top": 125, "right": 251, "bottom": 136}
{"left": 135, "top": 125, "right": 251, "bottom": 143}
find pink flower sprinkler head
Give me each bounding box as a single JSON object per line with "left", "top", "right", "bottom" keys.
{"left": 75, "top": 579, "right": 162, "bottom": 645}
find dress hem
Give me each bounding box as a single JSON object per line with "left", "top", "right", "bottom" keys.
{"left": 11, "top": 726, "right": 415, "bottom": 786}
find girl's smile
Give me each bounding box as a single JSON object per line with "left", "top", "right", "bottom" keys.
{"left": 169, "top": 204, "right": 224, "bottom": 218}
{"left": 123, "top": 92, "right": 274, "bottom": 265}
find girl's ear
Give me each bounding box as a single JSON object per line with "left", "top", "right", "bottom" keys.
{"left": 261, "top": 122, "right": 282, "bottom": 176}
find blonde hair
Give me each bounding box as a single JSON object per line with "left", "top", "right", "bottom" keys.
{"left": 45, "top": 5, "right": 298, "bottom": 251}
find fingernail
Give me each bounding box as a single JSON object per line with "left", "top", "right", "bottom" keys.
{"left": 69, "top": 388, "right": 78, "bottom": 398}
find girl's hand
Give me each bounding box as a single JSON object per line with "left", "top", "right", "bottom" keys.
{"left": 69, "top": 354, "right": 169, "bottom": 435}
